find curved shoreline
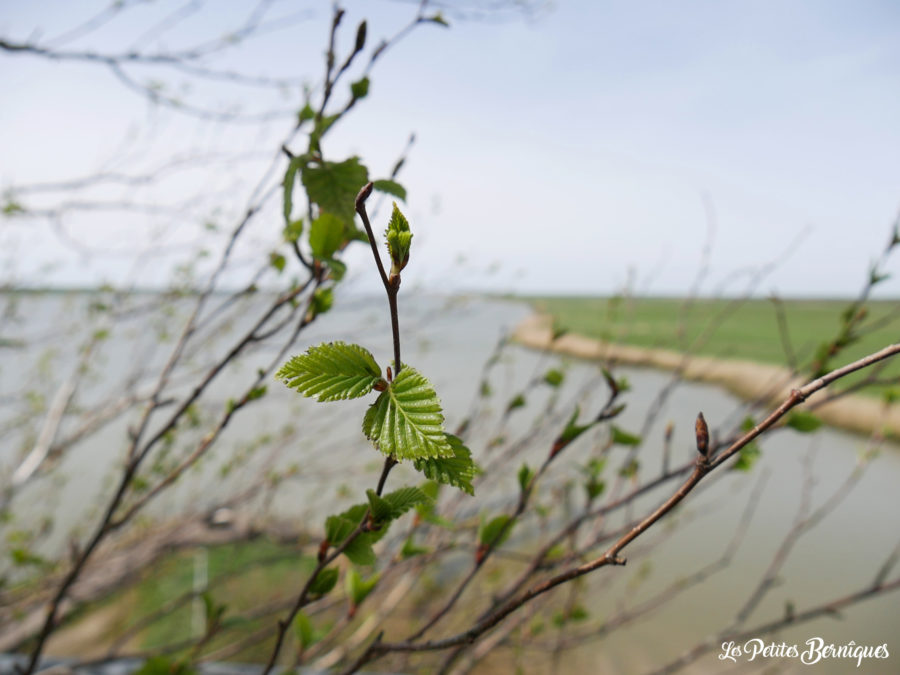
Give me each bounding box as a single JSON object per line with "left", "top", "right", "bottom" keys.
{"left": 512, "top": 313, "right": 900, "bottom": 439}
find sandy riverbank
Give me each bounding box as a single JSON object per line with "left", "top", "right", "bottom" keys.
{"left": 513, "top": 313, "right": 900, "bottom": 438}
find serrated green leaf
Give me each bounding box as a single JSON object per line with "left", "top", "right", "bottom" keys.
{"left": 363, "top": 367, "right": 453, "bottom": 460}
{"left": 413, "top": 434, "right": 476, "bottom": 495}
{"left": 366, "top": 490, "right": 393, "bottom": 523}
{"left": 479, "top": 515, "right": 513, "bottom": 548}
{"left": 346, "top": 568, "right": 379, "bottom": 606}
{"left": 367, "top": 486, "right": 431, "bottom": 523}
{"left": 543, "top": 369, "right": 564, "bottom": 387}
{"left": 309, "top": 567, "right": 339, "bottom": 596}
{"left": 385, "top": 202, "right": 412, "bottom": 273}
{"left": 372, "top": 179, "right": 407, "bottom": 201}
{"left": 277, "top": 342, "right": 382, "bottom": 402}
{"left": 786, "top": 410, "right": 822, "bottom": 433}
{"left": 611, "top": 426, "right": 642, "bottom": 446}
{"left": 302, "top": 157, "right": 368, "bottom": 227}
{"left": 309, "top": 212, "right": 345, "bottom": 260}
{"left": 350, "top": 76, "right": 370, "bottom": 100}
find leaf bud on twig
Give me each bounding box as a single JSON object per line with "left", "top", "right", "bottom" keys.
{"left": 355, "top": 181, "right": 374, "bottom": 211}
{"left": 695, "top": 412, "right": 709, "bottom": 458}
{"left": 355, "top": 20, "right": 367, "bottom": 53}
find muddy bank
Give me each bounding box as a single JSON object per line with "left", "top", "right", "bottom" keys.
{"left": 513, "top": 313, "right": 900, "bottom": 438}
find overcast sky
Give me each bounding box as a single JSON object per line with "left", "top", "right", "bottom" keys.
{"left": 2, "top": 0, "right": 899, "bottom": 297}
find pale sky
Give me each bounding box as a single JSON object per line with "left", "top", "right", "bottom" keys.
{"left": 1, "top": 0, "right": 899, "bottom": 297}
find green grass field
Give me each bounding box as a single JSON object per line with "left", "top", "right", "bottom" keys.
{"left": 524, "top": 296, "right": 900, "bottom": 396}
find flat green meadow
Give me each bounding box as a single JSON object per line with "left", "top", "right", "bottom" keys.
{"left": 523, "top": 296, "right": 900, "bottom": 396}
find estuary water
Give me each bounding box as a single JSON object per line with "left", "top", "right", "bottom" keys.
{"left": 1, "top": 292, "right": 898, "bottom": 673}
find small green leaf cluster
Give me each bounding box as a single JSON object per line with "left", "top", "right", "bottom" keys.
{"left": 317, "top": 486, "right": 431, "bottom": 573}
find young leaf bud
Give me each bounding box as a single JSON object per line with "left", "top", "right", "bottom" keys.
{"left": 355, "top": 20, "right": 367, "bottom": 53}
{"left": 355, "top": 181, "right": 374, "bottom": 211}
{"left": 695, "top": 412, "right": 709, "bottom": 458}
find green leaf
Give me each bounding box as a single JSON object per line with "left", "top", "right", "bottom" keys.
{"left": 372, "top": 179, "right": 407, "bottom": 201}
{"left": 731, "top": 442, "right": 761, "bottom": 472}
{"left": 611, "top": 426, "right": 642, "bottom": 446}
{"left": 585, "top": 478, "right": 606, "bottom": 500}
{"left": 325, "top": 504, "right": 380, "bottom": 565}
{"left": 786, "top": 410, "right": 822, "bottom": 433}
{"left": 506, "top": 393, "right": 526, "bottom": 414}
{"left": 326, "top": 258, "right": 347, "bottom": 281}
{"left": 309, "top": 287, "right": 334, "bottom": 318}
{"left": 560, "top": 406, "right": 594, "bottom": 444}
{"left": 283, "top": 218, "right": 304, "bottom": 243}
{"left": 401, "top": 535, "right": 429, "bottom": 558}
{"left": 384, "top": 202, "right": 412, "bottom": 273}
{"left": 543, "top": 369, "right": 564, "bottom": 387}
{"left": 246, "top": 385, "right": 267, "bottom": 401}
{"left": 345, "top": 568, "right": 379, "bottom": 606}
{"left": 308, "top": 567, "right": 339, "bottom": 596}
{"left": 350, "top": 76, "right": 370, "bottom": 100}
{"left": 326, "top": 504, "right": 366, "bottom": 545}
{"left": 343, "top": 535, "right": 377, "bottom": 566}
{"left": 10, "top": 547, "right": 46, "bottom": 567}
{"left": 367, "top": 486, "right": 431, "bottom": 523}
{"left": 363, "top": 367, "right": 453, "bottom": 460}
{"left": 427, "top": 12, "right": 450, "bottom": 27}
{"left": 293, "top": 611, "right": 318, "bottom": 649}
{"left": 283, "top": 158, "right": 300, "bottom": 224}
{"left": 309, "top": 114, "right": 339, "bottom": 152}
{"left": 302, "top": 157, "right": 369, "bottom": 228}
{"left": 479, "top": 515, "right": 513, "bottom": 548}
{"left": 517, "top": 463, "right": 534, "bottom": 493}
{"left": 298, "top": 102, "right": 315, "bottom": 124}
{"left": 309, "top": 212, "right": 345, "bottom": 260}
{"left": 277, "top": 342, "right": 382, "bottom": 402}
{"left": 269, "top": 252, "right": 286, "bottom": 273}
{"left": 413, "top": 434, "right": 477, "bottom": 495}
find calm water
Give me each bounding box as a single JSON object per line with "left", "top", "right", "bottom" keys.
{"left": 1, "top": 292, "right": 898, "bottom": 674}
